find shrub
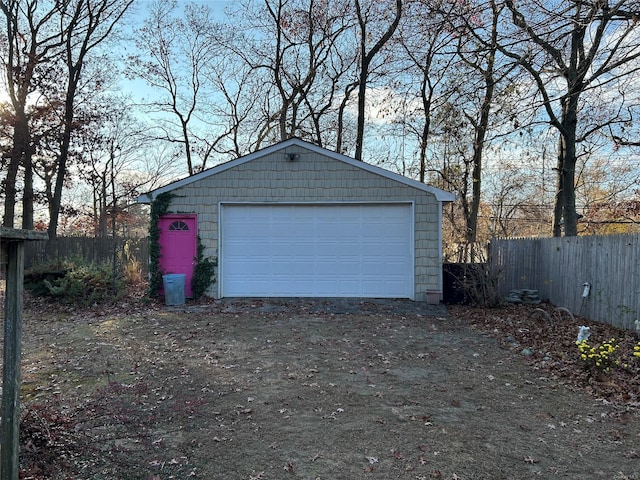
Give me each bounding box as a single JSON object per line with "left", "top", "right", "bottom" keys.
{"left": 24, "top": 260, "right": 70, "bottom": 297}
{"left": 119, "top": 240, "right": 144, "bottom": 286}
{"left": 576, "top": 338, "right": 620, "bottom": 374}
{"left": 459, "top": 263, "right": 503, "bottom": 308}
{"left": 25, "top": 259, "right": 125, "bottom": 306}
{"left": 192, "top": 239, "right": 217, "bottom": 300}
{"left": 444, "top": 244, "right": 503, "bottom": 308}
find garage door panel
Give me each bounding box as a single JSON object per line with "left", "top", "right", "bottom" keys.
{"left": 293, "top": 263, "right": 315, "bottom": 275}
{"left": 338, "top": 282, "right": 360, "bottom": 296}
{"left": 339, "top": 223, "right": 361, "bottom": 236}
{"left": 271, "top": 279, "right": 295, "bottom": 295}
{"left": 385, "top": 262, "right": 408, "bottom": 275}
{"left": 316, "top": 282, "right": 338, "bottom": 295}
{"left": 316, "top": 262, "right": 338, "bottom": 275}
{"left": 362, "top": 262, "right": 384, "bottom": 274}
{"left": 292, "top": 242, "right": 315, "bottom": 255}
{"left": 247, "top": 260, "right": 270, "bottom": 274}
{"left": 316, "top": 209, "right": 337, "bottom": 221}
{"left": 361, "top": 240, "right": 387, "bottom": 251}
{"left": 294, "top": 224, "right": 316, "bottom": 237}
{"left": 221, "top": 204, "right": 413, "bottom": 298}
{"left": 270, "top": 262, "right": 291, "bottom": 275}
{"left": 317, "top": 242, "right": 339, "bottom": 256}
{"left": 367, "top": 281, "right": 403, "bottom": 296}
{"left": 337, "top": 261, "right": 359, "bottom": 274}
{"left": 339, "top": 244, "right": 361, "bottom": 256}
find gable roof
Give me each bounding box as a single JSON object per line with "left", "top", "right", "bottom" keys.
{"left": 137, "top": 138, "right": 456, "bottom": 203}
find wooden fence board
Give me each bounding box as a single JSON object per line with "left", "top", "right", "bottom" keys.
{"left": 23, "top": 237, "right": 148, "bottom": 274}
{"left": 491, "top": 234, "right": 640, "bottom": 330}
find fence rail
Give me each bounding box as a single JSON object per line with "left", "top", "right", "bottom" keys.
{"left": 490, "top": 234, "right": 640, "bottom": 330}
{"left": 24, "top": 237, "right": 149, "bottom": 274}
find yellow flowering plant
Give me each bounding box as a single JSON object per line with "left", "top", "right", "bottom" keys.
{"left": 576, "top": 338, "right": 620, "bottom": 374}
{"left": 634, "top": 342, "right": 640, "bottom": 359}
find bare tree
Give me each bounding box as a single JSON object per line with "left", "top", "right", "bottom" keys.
{"left": 201, "top": 55, "right": 261, "bottom": 158}
{"left": 484, "top": 152, "right": 554, "bottom": 239}
{"left": 455, "top": 0, "right": 508, "bottom": 244}
{"left": 394, "top": 0, "right": 459, "bottom": 182}
{"left": 130, "top": 0, "right": 223, "bottom": 175}
{"left": 47, "top": 0, "right": 134, "bottom": 246}
{"left": 498, "top": 0, "right": 640, "bottom": 236}
{"left": 220, "top": 0, "right": 356, "bottom": 149}
{"left": 609, "top": 99, "right": 640, "bottom": 148}
{"left": 76, "top": 98, "right": 172, "bottom": 237}
{"left": 0, "top": 0, "right": 133, "bottom": 238}
{"left": 353, "top": 0, "right": 402, "bottom": 160}
{"left": 395, "top": 0, "right": 515, "bottom": 245}
{"left": 0, "top": 0, "right": 65, "bottom": 229}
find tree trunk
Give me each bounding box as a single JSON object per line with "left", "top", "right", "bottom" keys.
{"left": 21, "top": 148, "right": 33, "bottom": 230}
{"left": 561, "top": 132, "right": 578, "bottom": 236}
{"left": 353, "top": 0, "right": 402, "bottom": 161}
{"left": 466, "top": 103, "right": 489, "bottom": 245}
{"left": 553, "top": 94, "right": 580, "bottom": 236}
{"left": 47, "top": 71, "right": 79, "bottom": 249}
{"left": 466, "top": 72, "right": 495, "bottom": 244}
{"left": 552, "top": 139, "right": 564, "bottom": 237}
{"left": 336, "top": 82, "right": 357, "bottom": 154}
{"left": 354, "top": 8, "right": 368, "bottom": 162}
{"left": 354, "top": 64, "right": 368, "bottom": 161}
{"left": 2, "top": 155, "right": 19, "bottom": 228}
{"left": 3, "top": 116, "right": 29, "bottom": 228}
{"left": 465, "top": 2, "right": 499, "bottom": 245}
{"left": 182, "top": 118, "right": 194, "bottom": 176}
{"left": 99, "top": 177, "right": 109, "bottom": 238}
{"left": 418, "top": 73, "right": 432, "bottom": 183}
{"left": 418, "top": 124, "right": 428, "bottom": 183}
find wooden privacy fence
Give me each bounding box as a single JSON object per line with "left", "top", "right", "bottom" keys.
{"left": 24, "top": 237, "right": 149, "bottom": 274}
{"left": 490, "top": 234, "right": 640, "bottom": 330}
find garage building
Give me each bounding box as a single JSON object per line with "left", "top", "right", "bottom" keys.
{"left": 137, "top": 138, "right": 455, "bottom": 302}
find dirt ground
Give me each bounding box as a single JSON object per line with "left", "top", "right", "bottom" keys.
{"left": 11, "top": 298, "right": 640, "bottom": 480}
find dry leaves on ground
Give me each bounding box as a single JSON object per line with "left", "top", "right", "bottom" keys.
{"left": 450, "top": 303, "right": 640, "bottom": 407}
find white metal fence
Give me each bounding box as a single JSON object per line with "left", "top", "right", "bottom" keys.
{"left": 490, "top": 234, "right": 640, "bottom": 330}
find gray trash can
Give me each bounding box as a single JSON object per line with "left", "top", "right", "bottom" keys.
{"left": 163, "top": 274, "right": 186, "bottom": 306}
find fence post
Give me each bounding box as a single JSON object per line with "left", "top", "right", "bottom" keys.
{"left": 1, "top": 228, "right": 48, "bottom": 480}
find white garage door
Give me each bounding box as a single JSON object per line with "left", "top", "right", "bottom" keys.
{"left": 220, "top": 204, "right": 413, "bottom": 298}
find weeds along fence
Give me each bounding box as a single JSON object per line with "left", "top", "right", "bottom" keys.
{"left": 24, "top": 237, "right": 149, "bottom": 275}
{"left": 490, "top": 234, "right": 640, "bottom": 331}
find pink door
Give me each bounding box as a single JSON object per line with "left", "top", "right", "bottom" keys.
{"left": 158, "top": 214, "right": 197, "bottom": 297}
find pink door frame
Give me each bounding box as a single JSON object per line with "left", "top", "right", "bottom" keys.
{"left": 158, "top": 214, "right": 198, "bottom": 297}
